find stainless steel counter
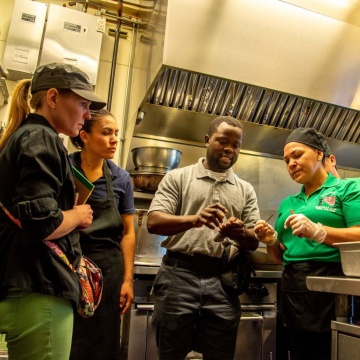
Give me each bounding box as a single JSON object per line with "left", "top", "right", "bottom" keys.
{"left": 306, "top": 276, "right": 360, "bottom": 296}
{"left": 331, "top": 320, "right": 360, "bottom": 336}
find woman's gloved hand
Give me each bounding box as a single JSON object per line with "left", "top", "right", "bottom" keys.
{"left": 254, "top": 220, "right": 278, "bottom": 246}
{"left": 284, "top": 213, "right": 327, "bottom": 244}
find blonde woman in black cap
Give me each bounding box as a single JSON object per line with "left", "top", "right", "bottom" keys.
{"left": 0, "top": 63, "right": 106, "bottom": 360}
{"left": 254, "top": 127, "right": 360, "bottom": 360}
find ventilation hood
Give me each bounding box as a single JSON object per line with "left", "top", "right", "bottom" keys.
{"left": 132, "top": 0, "right": 360, "bottom": 169}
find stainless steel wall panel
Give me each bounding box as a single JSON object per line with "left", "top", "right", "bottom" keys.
{"left": 39, "top": 4, "right": 104, "bottom": 84}
{"left": 3, "top": 0, "right": 47, "bottom": 80}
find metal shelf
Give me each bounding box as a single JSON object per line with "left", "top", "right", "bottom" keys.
{"left": 307, "top": 276, "right": 360, "bottom": 296}
{"left": 134, "top": 191, "right": 154, "bottom": 200}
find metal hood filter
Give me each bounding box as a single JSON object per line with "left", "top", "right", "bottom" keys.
{"left": 133, "top": 0, "right": 360, "bottom": 169}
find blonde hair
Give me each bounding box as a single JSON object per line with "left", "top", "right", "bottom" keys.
{"left": 0, "top": 79, "right": 46, "bottom": 152}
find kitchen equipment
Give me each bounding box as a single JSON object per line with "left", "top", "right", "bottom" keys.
{"left": 131, "top": 146, "right": 182, "bottom": 172}
{"left": 3, "top": 0, "right": 47, "bottom": 80}
{"left": 0, "top": 78, "right": 9, "bottom": 108}
{"left": 307, "top": 242, "right": 360, "bottom": 360}
{"left": 130, "top": 172, "right": 164, "bottom": 193}
{"left": 331, "top": 321, "right": 360, "bottom": 359}
{"left": 39, "top": 4, "right": 104, "bottom": 84}
{"left": 307, "top": 276, "right": 360, "bottom": 360}
{"left": 133, "top": 209, "right": 166, "bottom": 266}
{"left": 121, "top": 266, "right": 279, "bottom": 360}
{"left": 129, "top": 0, "right": 360, "bottom": 170}
{"left": 334, "top": 241, "right": 360, "bottom": 277}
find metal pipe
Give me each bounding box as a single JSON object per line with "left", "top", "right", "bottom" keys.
{"left": 119, "top": 22, "right": 137, "bottom": 167}
{"left": 107, "top": 0, "right": 123, "bottom": 111}
{"left": 68, "top": 0, "right": 155, "bottom": 11}
{"left": 102, "top": 11, "right": 148, "bottom": 28}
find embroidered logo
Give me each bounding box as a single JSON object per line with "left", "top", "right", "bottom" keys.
{"left": 316, "top": 192, "right": 337, "bottom": 211}
{"left": 323, "top": 196, "right": 336, "bottom": 206}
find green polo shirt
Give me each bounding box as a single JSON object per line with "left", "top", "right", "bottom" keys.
{"left": 275, "top": 174, "right": 360, "bottom": 265}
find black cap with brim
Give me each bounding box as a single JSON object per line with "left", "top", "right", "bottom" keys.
{"left": 31, "top": 63, "right": 106, "bottom": 110}
{"left": 285, "top": 127, "right": 329, "bottom": 155}
{"left": 71, "top": 89, "right": 106, "bottom": 110}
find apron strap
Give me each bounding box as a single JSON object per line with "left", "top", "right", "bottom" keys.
{"left": 103, "top": 160, "right": 117, "bottom": 205}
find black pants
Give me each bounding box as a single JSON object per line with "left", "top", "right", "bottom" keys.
{"left": 287, "top": 329, "right": 331, "bottom": 360}
{"left": 280, "top": 261, "right": 343, "bottom": 360}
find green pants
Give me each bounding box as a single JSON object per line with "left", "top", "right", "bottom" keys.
{"left": 0, "top": 288, "right": 74, "bottom": 360}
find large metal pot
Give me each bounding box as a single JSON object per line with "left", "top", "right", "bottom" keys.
{"left": 134, "top": 209, "right": 166, "bottom": 265}
{"left": 131, "top": 146, "right": 182, "bottom": 172}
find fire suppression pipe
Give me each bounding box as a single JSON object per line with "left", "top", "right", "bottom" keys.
{"left": 107, "top": 0, "right": 123, "bottom": 111}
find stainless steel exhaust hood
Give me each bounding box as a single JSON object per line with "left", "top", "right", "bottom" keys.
{"left": 132, "top": 0, "right": 360, "bottom": 169}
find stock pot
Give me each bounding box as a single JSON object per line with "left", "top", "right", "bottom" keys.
{"left": 131, "top": 146, "right": 182, "bottom": 173}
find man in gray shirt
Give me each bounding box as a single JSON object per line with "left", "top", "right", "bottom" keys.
{"left": 147, "top": 116, "right": 260, "bottom": 360}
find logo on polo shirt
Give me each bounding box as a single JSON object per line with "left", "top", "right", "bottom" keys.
{"left": 316, "top": 192, "right": 337, "bottom": 212}
{"left": 323, "top": 196, "right": 336, "bottom": 206}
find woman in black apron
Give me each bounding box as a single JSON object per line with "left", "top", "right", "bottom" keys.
{"left": 69, "top": 109, "right": 135, "bottom": 360}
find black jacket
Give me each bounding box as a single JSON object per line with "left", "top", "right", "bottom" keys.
{"left": 0, "top": 114, "right": 81, "bottom": 304}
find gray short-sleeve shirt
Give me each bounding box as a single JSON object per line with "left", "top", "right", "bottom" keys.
{"left": 148, "top": 158, "right": 260, "bottom": 257}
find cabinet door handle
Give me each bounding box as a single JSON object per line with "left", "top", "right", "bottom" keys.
{"left": 136, "top": 304, "right": 155, "bottom": 311}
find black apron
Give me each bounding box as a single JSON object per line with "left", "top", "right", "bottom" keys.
{"left": 70, "top": 160, "right": 124, "bottom": 360}
{"left": 280, "top": 261, "right": 343, "bottom": 333}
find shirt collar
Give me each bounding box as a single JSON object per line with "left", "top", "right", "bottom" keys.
{"left": 297, "top": 173, "right": 340, "bottom": 198}
{"left": 23, "top": 113, "right": 58, "bottom": 134}
{"left": 195, "top": 157, "right": 236, "bottom": 184}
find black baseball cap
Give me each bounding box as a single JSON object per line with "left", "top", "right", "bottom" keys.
{"left": 31, "top": 63, "right": 106, "bottom": 110}
{"left": 285, "top": 127, "right": 331, "bottom": 156}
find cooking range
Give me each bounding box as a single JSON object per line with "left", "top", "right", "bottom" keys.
{"left": 120, "top": 262, "right": 279, "bottom": 360}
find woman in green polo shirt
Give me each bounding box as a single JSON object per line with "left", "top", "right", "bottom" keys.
{"left": 254, "top": 127, "right": 360, "bottom": 360}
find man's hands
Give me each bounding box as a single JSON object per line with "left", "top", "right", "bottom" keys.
{"left": 194, "top": 204, "right": 245, "bottom": 241}
{"left": 217, "top": 216, "right": 246, "bottom": 240}
{"left": 194, "top": 203, "right": 228, "bottom": 229}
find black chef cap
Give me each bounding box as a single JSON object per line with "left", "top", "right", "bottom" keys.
{"left": 31, "top": 63, "right": 106, "bottom": 110}
{"left": 285, "top": 127, "right": 331, "bottom": 156}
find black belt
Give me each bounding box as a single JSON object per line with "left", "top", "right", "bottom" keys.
{"left": 163, "top": 250, "right": 227, "bottom": 275}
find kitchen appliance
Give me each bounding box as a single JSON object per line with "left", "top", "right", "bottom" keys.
{"left": 124, "top": 0, "right": 360, "bottom": 171}
{"left": 133, "top": 209, "right": 166, "bottom": 266}
{"left": 130, "top": 146, "right": 182, "bottom": 193}
{"left": 307, "top": 269, "right": 360, "bottom": 359}
{"left": 131, "top": 146, "right": 182, "bottom": 172}
{"left": 39, "top": 4, "right": 104, "bottom": 84}
{"left": 121, "top": 265, "right": 279, "bottom": 360}
{"left": 0, "top": 78, "right": 9, "bottom": 108}
{"left": 3, "top": 0, "right": 104, "bottom": 84}
{"left": 3, "top": 0, "right": 47, "bottom": 80}
{"left": 334, "top": 241, "right": 360, "bottom": 277}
